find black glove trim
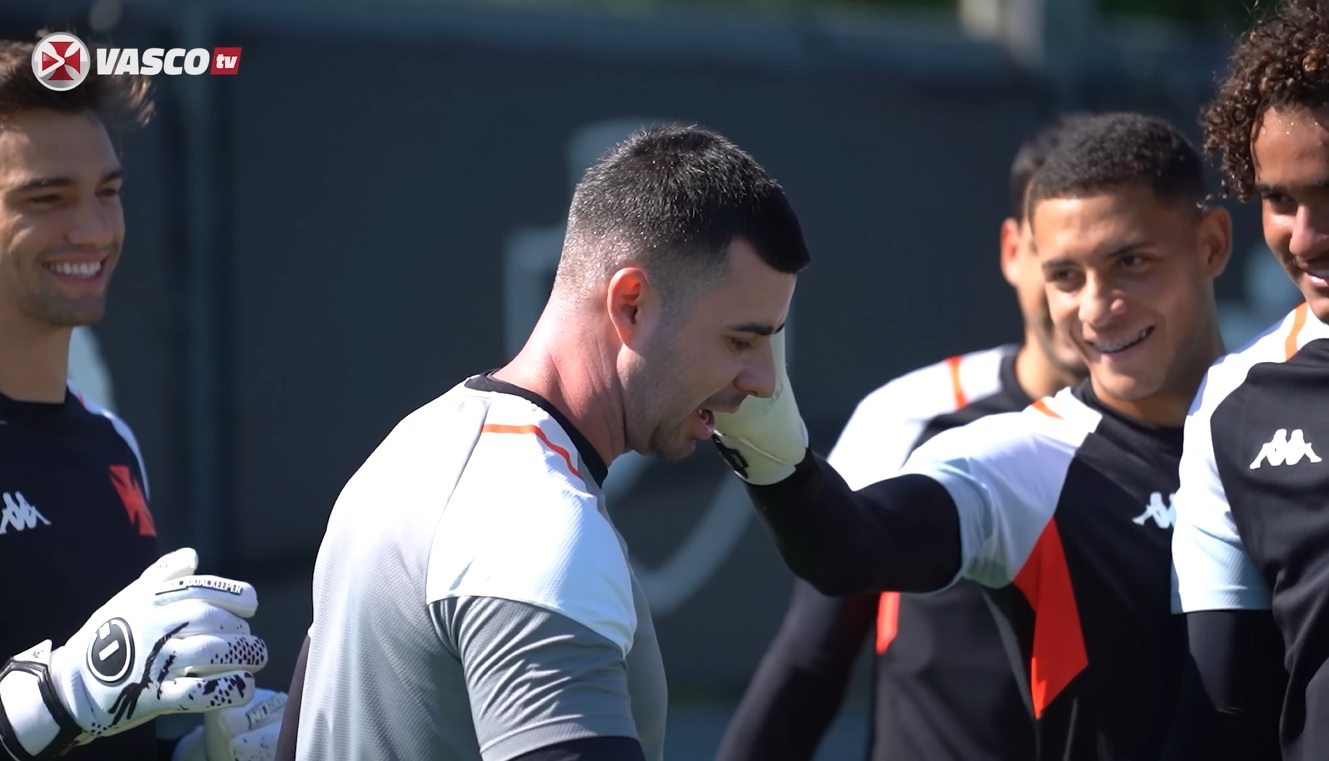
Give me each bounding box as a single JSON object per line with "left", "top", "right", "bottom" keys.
{"left": 710, "top": 434, "right": 751, "bottom": 480}
{"left": 0, "top": 658, "right": 83, "bottom": 761}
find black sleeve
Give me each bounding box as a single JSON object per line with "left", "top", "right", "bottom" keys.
{"left": 510, "top": 736, "right": 646, "bottom": 761}
{"left": 744, "top": 449, "right": 962, "bottom": 596}
{"left": 1163, "top": 610, "right": 1285, "bottom": 761}
{"left": 273, "top": 635, "right": 310, "bottom": 761}
{"left": 716, "top": 580, "right": 876, "bottom": 761}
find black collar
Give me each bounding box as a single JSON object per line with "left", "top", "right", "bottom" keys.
{"left": 464, "top": 373, "right": 610, "bottom": 487}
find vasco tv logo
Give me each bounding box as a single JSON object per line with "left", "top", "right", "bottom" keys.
{"left": 32, "top": 33, "right": 242, "bottom": 92}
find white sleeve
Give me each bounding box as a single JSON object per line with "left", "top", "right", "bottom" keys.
{"left": 897, "top": 412, "right": 1078, "bottom": 589}
{"left": 826, "top": 391, "right": 927, "bottom": 491}
{"left": 426, "top": 441, "right": 637, "bottom": 656}
{"left": 1171, "top": 384, "right": 1270, "bottom": 613}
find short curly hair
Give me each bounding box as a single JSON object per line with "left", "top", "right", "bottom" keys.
{"left": 1026, "top": 112, "right": 1206, "bottom": 216}
{"left": 1203, "top": 0, "right": 1329, "bottom": 200}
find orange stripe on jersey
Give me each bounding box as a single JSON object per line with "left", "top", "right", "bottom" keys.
{"left": 1012, "top": 520, "right": 1087, "bottom": 718}
{"left": 1286, "top": 302, "right": 1309, "bottom": 360}
{"left": 874, "top": 591, "right": 900, "bottom": 654}
{"left": 1031, "top": 398, "right": 1061, "bottom": 419}
{"left": 946, "top": 355, "right": 969, "bottom": 409}
{"left": 480, "top": 424, "right": 583, "bottom": 481}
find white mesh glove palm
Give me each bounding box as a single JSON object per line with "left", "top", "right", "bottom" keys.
{"left": 712, "top": 329, "right": 809, "bottom": 485}
{"left": 171, "top": 688, "right": 287, "bottom": 761}
{"left": 0, "top": 548, "right": 269, "bottom": 760}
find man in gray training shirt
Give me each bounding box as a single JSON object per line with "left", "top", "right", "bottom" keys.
{"left": 276, "top": 124, "right": 811, "bottom": 761}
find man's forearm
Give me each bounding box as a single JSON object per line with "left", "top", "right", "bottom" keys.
{"left": 746, "top": 451, "right": 962, "bottom": 596}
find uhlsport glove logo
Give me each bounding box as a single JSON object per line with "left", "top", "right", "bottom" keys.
{"left": 86, "top": 617, "right": 134, "bottom": 685}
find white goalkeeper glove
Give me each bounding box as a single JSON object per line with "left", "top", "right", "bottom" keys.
{"left": 0, "top": 548, "right": 269, "bottom": 760}
{"left": 711, "top": 328, "right": 809, "bottom": 485}
{"left": 171, "top": 688, "right": 286, "bottom": 761}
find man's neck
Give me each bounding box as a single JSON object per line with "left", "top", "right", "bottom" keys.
{"left": 0, "top": 317, "right": 71, "bottom": 403}
{"left": 491, "top": 308, "right": 624, "bottom": 467}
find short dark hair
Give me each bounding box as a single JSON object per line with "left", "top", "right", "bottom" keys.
{"left": 1026, "top": 112, "right": 1207, "bottom": 217}
{"left": 557, "top": 124, "right": 809, "bottom": 301}
{"left": 1008, "top": 114, "right": 1093, "bottom": 220}
{"left": 1203, "top": 0, "right": 1329, "bottom": 201}
{"left": 0, "top": 35, "right": 153, "bottom": 132}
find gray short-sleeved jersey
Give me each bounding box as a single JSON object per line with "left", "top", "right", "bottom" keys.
{"left": 295, "top": 375, "right": 666, "bottom": 761}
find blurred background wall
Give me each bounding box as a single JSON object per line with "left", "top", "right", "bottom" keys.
{"left": 4, "top": 0, "right": 1304, "bottom": 756}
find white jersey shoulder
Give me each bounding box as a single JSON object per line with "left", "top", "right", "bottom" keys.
{"left": 1172, "top": 305, "right": 1326, "bottom": 612}
{"left": 421, "top": 382, "right": 637, "bottom": 656}
{"left": 898, "top": 386, "right": 1096, "bottom": 589}
{"left": 1193, "top": 304, "right": 1327, "bottom": 420}
{"left": 829, "top": 345, "right": 1013, "bottom": 489}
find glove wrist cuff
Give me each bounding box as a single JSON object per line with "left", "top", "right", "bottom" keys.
{"left": 0, "top": 643, "right": 82, "bottom": 761}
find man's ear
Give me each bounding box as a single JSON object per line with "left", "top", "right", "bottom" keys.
{"left": 999, "top": 217, "right": 1022, "bottom": 287}
{"left": 1197, "top": 205, "right": 1234, "bottom": 278}
{"left": 607, "top": 267, "right": 650, "bottom": 346}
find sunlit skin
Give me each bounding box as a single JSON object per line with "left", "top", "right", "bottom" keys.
{"left": 999, "top": 215, "right": 1088, "bottom": 399}
{"left": 0, "top": 108, "right": 124, "bottom": 403}
{"left": 1251, "top": 105, "right": 1329, "bottom": 323}
{"left": 1031, "top": 186, "right": 1230, "bottom": 426}
{"left": 496, "top": 237, "right": 797, "bottom": 465}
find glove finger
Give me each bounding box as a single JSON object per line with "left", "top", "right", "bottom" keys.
{"left": 147, "top": 599, "right": 253, "bottom": 639}
{"left": 153, "top": 574, "right": 258, "bottom": 618}
{"left": 138, "top": 547, "right": 200, "bottom": 584}
{"left": 204, "top": 688, "right": 286, "bottom": 739}
{"left": 165, "top": 633, "right": 269, "bottom": 677}
{"left": 231, "top": 718, "right": 283, "bottom": 761}
{"left": 157, "top": 671, "right": 257, "bottom": 713}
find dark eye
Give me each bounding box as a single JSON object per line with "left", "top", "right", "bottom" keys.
{"left": 1261, "top": 190, "right": 1295, "bottom": 212}
{"left": 27, "top": 194, "right": 60, "bottom": 206}
{"left": 97, "top": 186, "right": 121, "bottom": 199}
{"left": 727, "top": 336, "right": 756, "bottom": 352}
{"left": 1119, "top": 254, "right": 1145, "bottom": 269}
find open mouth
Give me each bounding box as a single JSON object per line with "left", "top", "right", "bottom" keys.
{"left": 44, "top": 260, "right": 104, "bottom": 280}
{"left": 1298, "top": 260, "right": 1329, "bottom": 286}
{"left": 1088, "top": 326, "right": 1154, "bottom": 355}
{"left": 694, "top": 408, "right": 716, "bottom": 438}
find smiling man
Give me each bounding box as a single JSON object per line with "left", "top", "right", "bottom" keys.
{"left": 1168, "top": 2, "right": 1329, "bottom": 759}
{"left": 711, "top": 112, "right": 1232, "bottom": 760}
{"left": 0, "top": 38, "right": 282, "bottom": 761}
{"left": 278, "top": 125, "right": 809, "bottom": 761}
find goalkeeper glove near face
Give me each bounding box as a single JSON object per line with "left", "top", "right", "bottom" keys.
{"left": 712, "top": 328, "right": 809, "bottom": 485}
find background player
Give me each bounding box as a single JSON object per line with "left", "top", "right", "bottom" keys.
{"left": 717, "top": 116, "right": 1086, "bottom": 761}
{"left": 1170, "top": 1, "right": 1329, "bottom": 758}
{"left": 712, "top": 112, "right": 1232, "bottom": 759}
{"left": 0, "top": 38, "right": 283, "bottom": 761}
{"left": 278, "top": 125, "right": 809, "bottom": 761}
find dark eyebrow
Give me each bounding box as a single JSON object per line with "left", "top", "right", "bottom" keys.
{"left": 728, "top": 321, "right": 787, "bottom": 336}
{"left": 1040, "top": 240, "right": 1151, "bottom": 275}
{"left": 1255, "top": 178, "right": 1329, "bottom": 196}
{"left": 10, "top": 168, "right": 123, "bottom": 194}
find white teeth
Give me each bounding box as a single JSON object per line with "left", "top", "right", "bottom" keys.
{"left": 1094, "top": 328, "right": 1151, "bottom": 353}
{"left": 47, "top": 261, "right": 101, "bottom": 278}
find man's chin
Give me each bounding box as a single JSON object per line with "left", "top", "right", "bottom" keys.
{"left": 42, "top": 301, "right": 108, "bottom": 328}
{"left": 657, "top": 439, "right": 699, "bottom": 463}
{"left": 1092, "top": 369, "right": 1158, "bottom": 404}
